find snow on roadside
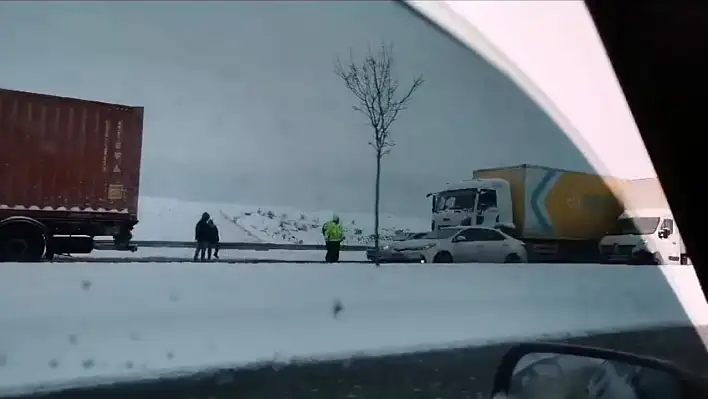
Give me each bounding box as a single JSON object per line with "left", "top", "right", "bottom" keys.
{"left": 136, "top": 197, "right": 256, "bottom": 242}
{"left": 76, "top": 248, "right": 367, "bottom": 262}
{"left": 136, "top": 196, "right": 429, "bottom": 245}
{"left": 234, "top": 206, "right": 428, "bottom": 245}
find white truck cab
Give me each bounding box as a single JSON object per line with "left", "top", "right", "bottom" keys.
{"left": 427, "top": 178, "right": 515, "bottom": 233}
{"left": 599, "top": 208, "right": 686, "bottom": 265}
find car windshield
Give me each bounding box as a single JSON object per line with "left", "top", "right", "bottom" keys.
{"left": 393, "top": 232, "right": 427, "bottom": 241}
{"left": 0, "top": 1, "right": 700, "bottom": 396}
{"left": 427, "top": 228, "right": 463, "bottom": 240}
{"left": 609, "top": 217, "right": 661, "bottom": 235}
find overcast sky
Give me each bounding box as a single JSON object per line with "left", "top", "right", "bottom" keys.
{"left": 0, "top": 1, "right": 598, "bottom": 218}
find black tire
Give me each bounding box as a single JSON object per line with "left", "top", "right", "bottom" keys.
{"left": 433, "top": 252, "right": 453, "bottom": 263}
{"left": 0, "top": 232, "right": 45, "bottom": 262}
{"left": 652, "top": 252, "right": 665, "bottom": 265}
{"left": 505, "top": 253, "right": 522, "bottom": 263}
{"left": 631, "top": 250, "right": 661, "bottom": 266}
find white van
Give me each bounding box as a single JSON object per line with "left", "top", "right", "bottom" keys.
{"left": 599, "top": 208, "right": 687, "bottom": 265}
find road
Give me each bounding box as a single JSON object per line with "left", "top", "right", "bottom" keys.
{"left": 14, "top": 325, "right": 708, "bottom": 399}
{"left": 216, "top": 325, "right": 708, "bottom": 399}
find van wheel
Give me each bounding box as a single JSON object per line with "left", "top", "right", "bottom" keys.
{"left": 631, "top": 250, "right": 661, "bottom": 266}
{"left": 505, "top": 253, "right": 522, "bottom": 263}
{"left": 433, "top": 252, "right": 453, "bottom": 263}
{"left": 652, "top": 252, "right": 665, "bottom": 265}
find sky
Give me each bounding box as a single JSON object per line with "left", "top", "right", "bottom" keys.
{"left": 0, "top": 0, "right": 646, "bottom": 218}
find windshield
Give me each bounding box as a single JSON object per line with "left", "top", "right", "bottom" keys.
{"left": 393, "top": 232, "right": 427, "bottom": 241}
{"left": 434, "top": 190, "right": 478, "bottom": 212}
{"left": 426, "top": 228, "right": 463, "bottom": 240}
{"left": 0, "top": 0, "right": 697, "bottom": 395}
{"left": 610, "top": 217, "right": 661, "bottom": 235}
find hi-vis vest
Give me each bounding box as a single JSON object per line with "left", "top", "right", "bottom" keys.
{"left": 324, "top": 221, "right": 344, "bottom": 242}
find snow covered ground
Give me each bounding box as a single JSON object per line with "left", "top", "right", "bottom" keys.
{"left": 135, "top": 196, "right": 429, "bottom": 245}
{"left": 0, "top": 262, "right": 706, "bottom": 393}
{"left": 74, "top": 248, "right": 368, "bottom": 263}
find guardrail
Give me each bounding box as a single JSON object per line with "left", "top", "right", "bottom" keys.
{"left": 94, "top": 240, "right": 370, "bottom": 252}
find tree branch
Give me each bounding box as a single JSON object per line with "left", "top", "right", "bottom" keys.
{"left": 334, "top": 43, "right": 424, "bottom": 156}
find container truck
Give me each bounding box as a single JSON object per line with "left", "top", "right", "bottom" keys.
{"left": 426, "top": 164, "right": 625, "bottom": 262}
{"left": 0, "top": 88, "right": 144, "bottom": 262}
{"left": 599, "top": 178, "right": 688, "bottom": 265}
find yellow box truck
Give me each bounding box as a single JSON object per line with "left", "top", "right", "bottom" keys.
{"left": 428, "top": 164, "right": 626, "bottom": 262}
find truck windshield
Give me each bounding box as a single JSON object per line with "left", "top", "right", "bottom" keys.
{"left": 434, "top": 190, "right": 477, "bottom": 212}
{"left": 610, "top": 217, "right": 661, "bottom": 235}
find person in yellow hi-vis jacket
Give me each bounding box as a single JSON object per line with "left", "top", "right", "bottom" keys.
{"left": 322, "top": 214, "right": 345, "bottom": 263}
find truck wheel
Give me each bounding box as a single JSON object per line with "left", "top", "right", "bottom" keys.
{"left": 433, "top": 252, "right": 453, "bottom": 263}
{"left": 504, "top": 253, "right": 522, "bottom": 263}
{"left": 0, "top": 232, "right": 45, "bottom": 262}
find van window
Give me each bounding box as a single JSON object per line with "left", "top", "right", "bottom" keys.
{"left": 661, "top": 218, "right": 674, "bottom": 235}
{"left": 608, "top": 217, "right": 660, "bottom": 235}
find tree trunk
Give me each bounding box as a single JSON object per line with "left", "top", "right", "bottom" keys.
{"left": 374, "top": 151, "right": 382, "bottom": 267}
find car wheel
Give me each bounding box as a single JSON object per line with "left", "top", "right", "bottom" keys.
{"left": 433, "top": 252, "right": 453, "bottom": 263}
{"left": 504, "top": 253, "right": 522, "bottom": 263}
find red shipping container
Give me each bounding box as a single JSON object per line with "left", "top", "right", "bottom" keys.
{"left": 0, "top": 88, "right": 144, "bottom": 221}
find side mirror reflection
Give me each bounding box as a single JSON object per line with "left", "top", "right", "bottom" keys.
{"left": 453, "top": 235, "right": 466, "bottom": 242}
{"left": 491, "top": 343, "right": 695, "bottom": 399}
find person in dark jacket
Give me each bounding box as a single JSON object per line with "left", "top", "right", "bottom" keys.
{"left": 194, "top": 212, "right": 212, "bottom": 262}
{"left": 207, "top": 219, "right": 220, "bottom": 259}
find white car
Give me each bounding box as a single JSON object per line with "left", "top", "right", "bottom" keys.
{"left": 367, "top": 232, "right": 430, "bottom": 262}
{"left": 386, "top": 226, "right": 528, "bottom": 264}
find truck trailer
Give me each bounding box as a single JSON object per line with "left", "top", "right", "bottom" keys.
{"left": 427, "top": 164, "right": 625, "bottom": 262}
{"left": 0, "top": 88, "right": 144, "bottom": 262}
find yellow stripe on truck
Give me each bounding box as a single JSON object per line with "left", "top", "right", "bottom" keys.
{"left": 474, "top": 164, "right": 627, "bottom": 240}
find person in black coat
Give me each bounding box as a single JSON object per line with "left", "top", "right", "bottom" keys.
{"left": 207, "top": 219, "right": 220, "bottom": 259}
{"left": 194, "top": 212, "right": 212, "bottom": 262}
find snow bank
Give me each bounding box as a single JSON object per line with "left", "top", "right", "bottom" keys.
{"left": 0, "top": 262, "right": 705, "bottom": 392}
{"left": 235, "top": 206, "right": 429, "bottom": 245}
{"left": 77, "top": 247, "right": 367, "bottom": 263}
{"left": 136, "top": 196, "right": 429, "bottom": 245}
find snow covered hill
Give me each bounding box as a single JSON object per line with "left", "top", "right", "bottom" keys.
{"left": 136, "top": 196, "right": 429, "bottom": 245}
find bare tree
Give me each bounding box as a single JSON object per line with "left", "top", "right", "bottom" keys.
{"left": 334, "top": 44, "right": 424, "bottom": 266}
